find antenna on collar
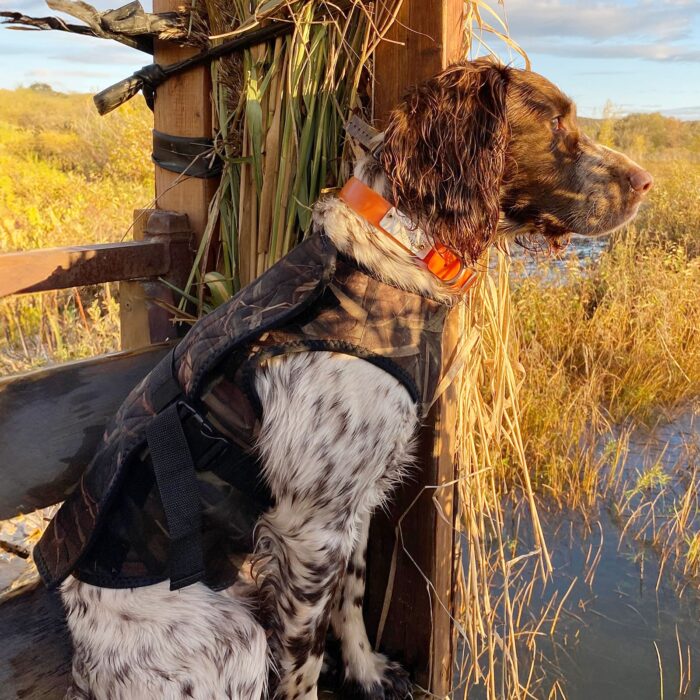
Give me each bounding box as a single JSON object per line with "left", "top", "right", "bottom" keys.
{"left": 345, "top": 115, "right": 383, "bottom": 160}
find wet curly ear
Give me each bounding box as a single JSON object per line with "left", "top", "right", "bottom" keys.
{"left": 381, "top": 59, "right": 510, "bottom": 264}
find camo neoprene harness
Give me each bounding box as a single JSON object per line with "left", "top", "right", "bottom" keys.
{"left": 35, "top": 231, "right": 448, "bottom": 592}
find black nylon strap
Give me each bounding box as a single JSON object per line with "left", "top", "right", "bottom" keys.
{"left": 146, "top": 402, "right": 204, "bottom": 590}
{"left": 148, "top": 349, "right": 182, "bottom": 412}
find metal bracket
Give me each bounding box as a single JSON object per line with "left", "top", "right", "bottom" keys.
{"left": 345, "top": 114, "right": 383, "bottom": 157}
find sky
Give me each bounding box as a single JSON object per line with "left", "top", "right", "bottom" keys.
{"left": 0, "top": 0, "right": 698, "bottom": 118}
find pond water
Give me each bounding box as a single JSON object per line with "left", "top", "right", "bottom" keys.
{"left": 455, "top": 408, "right": 700, "bottom": 699}
{"left": 509, "top": 234, "right": 610, "bottom": 275}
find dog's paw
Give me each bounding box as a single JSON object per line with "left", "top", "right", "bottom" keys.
{"left": 339, "top": 656, "right": 412, "bottom": 700}
{"left": 378, "top": 659, "right": 412, "bottom": 700}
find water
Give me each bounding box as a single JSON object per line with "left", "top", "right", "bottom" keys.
{"left": 471, "top": 408, "right": 700, "bottom": 699}
{"left": 509, "top": 234, "right": 610, "bottom": 275}
{"left": 537, "top": 505, "right": 700, "bottom": 699}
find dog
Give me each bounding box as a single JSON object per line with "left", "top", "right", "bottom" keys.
{"left": 57, "top": 58, "right": 652, "bottom": 700}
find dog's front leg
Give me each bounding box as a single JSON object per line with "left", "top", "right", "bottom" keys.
{"left": 256, "top": 498, "right": 355, "bottom": 699}
{"left": 253, "top": 353, "right": 418, "bottom": 699}
{"left": 330, "top": 511, "right": 412, "bottom": 699}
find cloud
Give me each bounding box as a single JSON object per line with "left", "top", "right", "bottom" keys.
{"left": 500, "top": 1, "right": 700, "bottom": 63}
{"left": 659, "top": 104, "right": 700, "bottom": 118}
{"left": 525, "top": 39, "right": 700, "bottom": 62}
{"left": 49, "top": 42, "right": 141, "bottom": 65}
{"left": 27, "top": 67, "right": 113, "bottom": 80}
{"left": 505, "top": 0, "right": 700, "bottom": 42}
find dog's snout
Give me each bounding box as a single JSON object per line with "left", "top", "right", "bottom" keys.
{"left": 628, "top": 166, "right": 653, "bottom": 194}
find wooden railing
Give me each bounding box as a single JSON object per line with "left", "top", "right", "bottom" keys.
{"left": 1, "top": 239, "right": 179, "bottom": 297}
{"left": 1, "top": 208, "right": 193, "bottom": 696}
{"left": 0, "top": 208, "right": 193, "bottom": 520}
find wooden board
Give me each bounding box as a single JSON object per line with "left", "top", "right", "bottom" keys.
{"left": 364, "top": 1, "right": 465, "bottom": 694}
{"left": 120, "top": 209, "right": 156, "bottom": 350}
{"left": 119, "top": 209, "right": 194, "bottom": 350}
{"left": 0, "top": 344, "right": 172, "bottom": 520}
{"left": 0, "top": 240, "right": 170, "bottom": 297}
{"left": 0, "top": 586, "right": 72, "bottom": 699}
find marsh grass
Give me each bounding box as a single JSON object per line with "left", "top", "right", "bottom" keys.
{"left": 0, "top": 87, "right": 153, "bottom": 373}
{"left": 513, "top": 152, "right": 700, "bottom": 502}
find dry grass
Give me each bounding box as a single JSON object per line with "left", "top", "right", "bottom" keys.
{"left": 0, "top": 86, "right": 153, "bottom": 374}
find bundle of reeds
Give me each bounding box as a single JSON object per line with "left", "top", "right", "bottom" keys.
{"left": 180, "top": 0, "right": 401, "bottom": 307}
{"left": 185, "top": 2, "right": 554, "bottom": 697}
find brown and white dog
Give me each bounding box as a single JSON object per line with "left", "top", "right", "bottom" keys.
{"left": 61, "top": 59, "right": 651, "bottom": 700}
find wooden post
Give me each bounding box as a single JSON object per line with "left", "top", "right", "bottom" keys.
{"left": 120, "top": 210, "right": 193, "bottom": 349}
{"left": 120, "top": 0, "right": 219, "bottom": 348}
{"left": 120, "top": 209, "right": 153, "bottom": 349}
{"left": 363, "top": 2, "right": 465, "bottom": 695}
{"left": 152, "top": 0, "right": 218, "bottom": 247}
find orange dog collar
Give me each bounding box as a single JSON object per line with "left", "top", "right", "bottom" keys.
{"left": 338, "top": 177, "right": 476, "bottom": 292}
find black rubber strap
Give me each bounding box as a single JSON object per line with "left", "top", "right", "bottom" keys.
{"left": 152, "top": 130, "right": 223, "bottom": 179}
{"left": 146, "top": 402, "right": 204, "bottom": 590}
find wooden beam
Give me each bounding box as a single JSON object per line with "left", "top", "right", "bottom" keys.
{"left": 120, "top": 209, "right": 156, "bottom": 350}
{"left": 373, "top": 1, "right": 464, "bottom": 123}
{"left": 0, "top": 240, "right": 175, "bottom": 297}
{"left": 364, "top": 2, "right": 464, "bottom": 694}
{"left": 0, "top": 343, "right": 172, "bottom": 520}
{"left": 153, "top": 0, "right": 218, "bottom": 245}
{"left": 0, "top": 586, "right": 72, "bottom": 698}
{"left": 120, "top": 210, "right": 193, "bottom": 349}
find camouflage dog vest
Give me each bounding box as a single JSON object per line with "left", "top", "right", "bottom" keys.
{"left": 35, "top": 231, "right": 448, "bottom": 592}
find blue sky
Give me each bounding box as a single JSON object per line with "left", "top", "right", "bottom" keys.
{"left": 0, "top": 0, "right": 698, "bottom": 118}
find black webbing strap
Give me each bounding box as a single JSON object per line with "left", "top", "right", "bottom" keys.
{"left": 148, "top": 348, "right": 182, "bottom": 412}
{"left": 146, "top": 402, "right": 204, "bottom": 590}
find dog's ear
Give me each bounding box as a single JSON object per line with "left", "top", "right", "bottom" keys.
{"left": 381, "top": 59, "right": 510, "bottom": 264}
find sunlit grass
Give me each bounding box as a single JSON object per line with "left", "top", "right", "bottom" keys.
{"left": 0, "top": 86, "right": 153, "bottom": 374}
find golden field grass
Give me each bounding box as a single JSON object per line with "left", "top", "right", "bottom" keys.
{"left": 0, "top": 85, "right": 153, "bottom": 373}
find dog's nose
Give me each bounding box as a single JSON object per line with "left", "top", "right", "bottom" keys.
{"left": 629, "top": 167, "right": 653, "bottom": 194}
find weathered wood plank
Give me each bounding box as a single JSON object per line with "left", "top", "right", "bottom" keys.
{"left": 0, "top": 344, "right": 172, "bottom": 520}
{"left": 0, "top": 240, "right": 171, "bottom": 297}
{"left": 365, "top": 2, "right": 464, "bottom": 694}
{"left": 0, "top": 586, "right": 71, "bottom": 698}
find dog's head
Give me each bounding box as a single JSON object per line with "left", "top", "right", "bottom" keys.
{"left": 380, "top": 58, "right": 653, "bottom": 263}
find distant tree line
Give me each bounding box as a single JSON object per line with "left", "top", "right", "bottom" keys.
{"left": 580, "top": 104, "right": 700, "bottom": 158}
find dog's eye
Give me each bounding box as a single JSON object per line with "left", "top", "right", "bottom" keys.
{"left": 551, "top": 116, "right": 565, "bottom": 132}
